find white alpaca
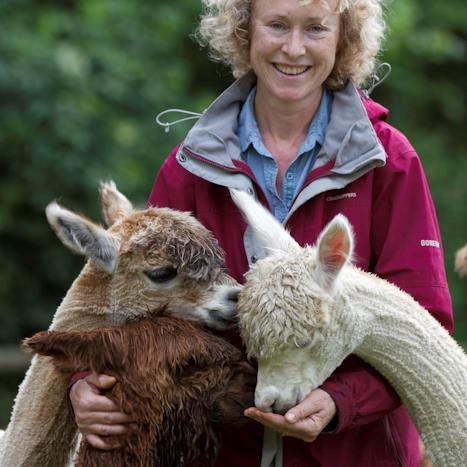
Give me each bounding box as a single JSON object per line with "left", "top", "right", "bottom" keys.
{"left": 231, "top": 189, "right": 467, "bottom": 467}
{"left": 0, "top": 182, "right": 240, "bottom": 467}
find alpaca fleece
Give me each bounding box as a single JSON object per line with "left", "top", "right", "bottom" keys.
{"left": 231, "top": 189, "right": 467, "bottom": 467}
{"left": 26, "top": 312, "right": 255, "bottom": 467}
{"left": 0, "top": 181, "right": 242, "bottom": 467}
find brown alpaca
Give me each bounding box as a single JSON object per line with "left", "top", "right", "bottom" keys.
{"left": 0, "top": 181, "right": 244, "bottom": 467}
{"left": 25, "top": 313, "right": 255, "bottom": 467}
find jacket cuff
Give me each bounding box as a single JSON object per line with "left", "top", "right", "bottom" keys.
{"left": 320, "top": 378, "right": 354, "bottom": 433}
{"left": 69, "top": 370, "right": 92, "bottom": 388}
{"left": 319, "top": 356, "right": 401, "bottom": 434}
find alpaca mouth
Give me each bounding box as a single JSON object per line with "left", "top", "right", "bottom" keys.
{"left": 210, "top": 313, "right": 237, "bottom": 330}
{"left": 274, "top": 64, "right": 310, "bottom": 76}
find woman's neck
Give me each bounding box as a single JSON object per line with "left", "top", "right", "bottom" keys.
{"left": 254, "top": 86, "right": 322, "bottom": 142}
{"left": 253, "top": 86, "right": 323, "bottom": 189}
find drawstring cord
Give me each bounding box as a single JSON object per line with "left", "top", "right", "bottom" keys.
{"left": 155, "top": 62, "right": 391, "bottom": 132}
{"left": 362, "top": 62, "right": 392, "bottom": 98}
{"left": 155, "top": 109, "right": 203, "bottom": 133}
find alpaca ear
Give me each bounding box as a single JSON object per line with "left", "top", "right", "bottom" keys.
{"left": 24, "top": 330, "right": 97, "bottom": 371}
{"left": 100, "top": 180, "right": 134, "bottom": 226}
{"left": 229, "top": 188, "right": 300, "bottom": 254}
{"left": 46, "top": 202, "right": 119, "bottom": 274}
{"left": 316, "top": 214, "right": 353, "bottom": 288}
{"left": 23, "top": 331, "right": 76, "bottom": 369}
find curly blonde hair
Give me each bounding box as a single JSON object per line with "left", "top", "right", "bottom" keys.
{"left": 196, "top": 0, "right": 386, "bottom": 90}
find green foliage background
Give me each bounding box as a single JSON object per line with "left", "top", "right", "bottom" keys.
{"left": 0, "top": 0, "right": 466, "bottom": 426}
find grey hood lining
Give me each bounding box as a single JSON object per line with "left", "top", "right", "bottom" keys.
{"left": 180, "top": 72, "right": 257, "bottom": 170}
{"left": 176, "top": 73, "right": 386, "bottom": 208}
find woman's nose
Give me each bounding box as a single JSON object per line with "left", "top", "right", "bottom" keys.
{"left": 282, "top": 29, "right": 306, "bottom": 57}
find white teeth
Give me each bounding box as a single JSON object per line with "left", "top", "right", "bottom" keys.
{"left": 275, "top": 64, "right": 309, "bottom": 75}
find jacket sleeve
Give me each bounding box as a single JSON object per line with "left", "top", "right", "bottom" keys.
{"left": 370, "top": 141, "right": 452, "bottom": 330}
{"left": 321, "top": 355, "right": 401, "bottom": 432}
{"left": 321, "top": 128, "right": 453, "bottom": 433}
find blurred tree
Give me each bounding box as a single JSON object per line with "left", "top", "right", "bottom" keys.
{"left": 0, "top": 0, "right": 229, "bottom": 342}
{"left": 0, "top": 0, "right": 465, "bottom": 351}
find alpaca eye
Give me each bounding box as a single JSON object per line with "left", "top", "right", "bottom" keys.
{"left": 295, "top": 337, "right": 314, "bottom": 349}
{"left": 144, "top": 267, "right": 177, "bottom": 283}
{"left": 295, "top": 332, "right": 323, "bottom": 349}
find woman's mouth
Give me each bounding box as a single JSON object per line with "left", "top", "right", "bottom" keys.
{"left": 274, "top": 64, "right": 310, "bottom": 76}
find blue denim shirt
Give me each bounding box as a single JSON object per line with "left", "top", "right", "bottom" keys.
{"left": 238, "top": 87, "right": 332, "bottom": 223}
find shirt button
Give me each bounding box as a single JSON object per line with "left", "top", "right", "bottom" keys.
{"left": 251, "top": 255, "right": 258, "bottom": 263}
{"left": 286, "top": 173, "right": 294, "bottom": 180}
{"left": 179, "top": 153, "right": 187, "bottom": 162}
{"left": 247, "top": 187, "right": 254, "bottom": 195}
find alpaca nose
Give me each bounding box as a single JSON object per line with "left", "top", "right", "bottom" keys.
{"left": 255, "top": 386, "right": 280, "bottom": 413}
{"left": 226, "top": 286, "right": 241, "bottom": 303}
{"left": 256, "top": 385, "right": 300, "bottom": 414}
{"left": 202, "top": 285, "right": 242, "bottom": 330}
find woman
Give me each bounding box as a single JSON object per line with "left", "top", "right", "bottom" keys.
{"left": 70, "top": 0, "right": 453, "bottom": 465}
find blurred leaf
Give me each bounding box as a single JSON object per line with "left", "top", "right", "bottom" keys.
{"left": 0, "top": 0, "right": 465, "bottom": 354}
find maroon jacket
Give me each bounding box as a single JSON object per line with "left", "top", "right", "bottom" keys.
{"left": 148, "top": 76, "right": 452, "bottom": 467}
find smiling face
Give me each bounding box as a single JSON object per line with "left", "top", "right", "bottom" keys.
{"left": 250, "top": 0, "right": 340, "bottom": 107}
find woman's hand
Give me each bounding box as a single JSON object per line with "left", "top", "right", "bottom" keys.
{"left": 70, "top": 372, "right": 135, "bottom": 450}
{"left": 244, "top": 388, "right": 336, "bottom": 442}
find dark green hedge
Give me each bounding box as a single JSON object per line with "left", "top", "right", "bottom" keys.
{"left": 0, "top": 0, "right": 466, "bottom": 347}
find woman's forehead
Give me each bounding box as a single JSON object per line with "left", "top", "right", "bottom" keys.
{"left": 299, "top": 0, "right": 343, "bottom": 7}
{"left": 253, "top": 0, "right": 341, "bottom": 15}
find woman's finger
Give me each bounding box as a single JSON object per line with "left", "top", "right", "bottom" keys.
{"left": 84, "top": 423, "right": 130, "bottom": 437}
{"left": 85, "top": 433, "right": 121, "bottom": 450}
{"left": 244, "top": 407, "right": 320, "bottom": 441}
{"left": 285, "top": 389, "right": 335, "bottom": 423}
{"left": 78, "top": 393, "right": 123, "bottom": 413}
{"left": 85, "top": 372, "right": 117, "bottom": 390}
{"left": 76, "top": 410, "right": 135, "bottom": 427}
{"left": 244, "top": 408, "right": 288, "bottom": 429}
{"left": 244, "top": 408, "right": 282, "bottom": 423}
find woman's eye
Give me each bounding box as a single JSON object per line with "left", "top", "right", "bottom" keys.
{"left": 269, "top": 21, "right": 286, "bottom": 31}
{"left": 144, "top": 267, "right": 177, "bottom": 283}
{"left": 307, "top": 24, "right": 326, "bottom": 33}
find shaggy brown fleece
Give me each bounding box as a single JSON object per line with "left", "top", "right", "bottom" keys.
{"left": 25, "top": 311, "right": 255, "bottom": 467}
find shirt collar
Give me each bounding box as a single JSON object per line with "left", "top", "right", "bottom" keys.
{"left": 237, "top": 86, "right": 333, "bottom": 156}
{"left": 237, "top": 87, "right": 267, "bottom": 155}
{"left": 299, "top": 89, "right": 332, "bottom": 153}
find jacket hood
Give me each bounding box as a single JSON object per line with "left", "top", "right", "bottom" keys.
{"left": 362, "top": 96, "right": 390, "bottom": 124}
{"left": 181, "top": 72, "right": 256, "bottom": 171}
{"left": 175, "top": 72, "right": 387, "bottom": 216}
